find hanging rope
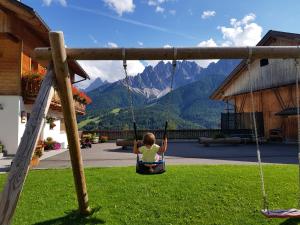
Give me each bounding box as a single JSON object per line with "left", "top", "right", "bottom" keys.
{"left": 294, "top": 56, "right": 300, "bottom": 208}
{"left": 122, "top": 48, "right": 138, "bottom": 139}
{"left": 246, "top": 47, "right": 269, "bottom": 211}
{"left": 164, "top": 48, "right": 177, "bottom": 138}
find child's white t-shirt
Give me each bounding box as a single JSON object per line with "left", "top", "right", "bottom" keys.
{"left": 139, "top": 144, "right": 160, "bottom": 162}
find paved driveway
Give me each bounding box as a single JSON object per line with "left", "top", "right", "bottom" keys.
{"left": 36, "top": 141, "right": 299, "bottom": 169}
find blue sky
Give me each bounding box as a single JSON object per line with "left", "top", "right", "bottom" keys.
{"left": 22, "top": 0, "right": 300, "bottom": 86}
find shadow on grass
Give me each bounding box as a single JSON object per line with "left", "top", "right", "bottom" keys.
{"left": 280, "top": 218, "right": 300, "bottom": 225}
{"left": 33, "top": 207, "right": 105, "bottom": 225}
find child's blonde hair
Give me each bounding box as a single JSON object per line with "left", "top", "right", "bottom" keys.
{"left": 143, "top": 132, "right": 156, "bottom": 146}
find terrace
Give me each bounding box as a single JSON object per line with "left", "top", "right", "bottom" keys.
{"left": 35, "top": 141, "right": 299, "bottom": 169}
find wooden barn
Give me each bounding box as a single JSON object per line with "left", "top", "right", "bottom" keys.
{"left": 0, "top": 0, "right": 90, "bottom": 154}
{"left": 211, "top": 30, "right": 300, "bottom": 143}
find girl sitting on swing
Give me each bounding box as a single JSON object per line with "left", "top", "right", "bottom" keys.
{"left": 133, "top": 132, "right": 168, "bottom": 172}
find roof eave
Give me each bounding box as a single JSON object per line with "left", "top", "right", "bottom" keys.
{"left": 210, "top": 30, "right": 300, "bottom": 101}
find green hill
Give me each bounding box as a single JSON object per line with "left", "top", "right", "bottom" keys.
{"left": 78, "top": 60, "right": 239, "bottom": 130}
{"left": 79, "top": 74, "right": 225, "bottom": 130}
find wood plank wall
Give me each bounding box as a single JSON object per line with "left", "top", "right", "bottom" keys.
{"left": 223, "top": 38, "right": 300, "bottom": 98}
{"left": 0, "top": 34, "right": 22, "bottom": 95}
{"left": 232, "top": 84, "right": 299, "bottom": 139}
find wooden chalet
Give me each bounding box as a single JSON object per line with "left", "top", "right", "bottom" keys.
{"left": 211, "top": 30, "right": 300, "bottom": 142}
{"left": 0, "top": 0, "right": 90, "bottom": 154}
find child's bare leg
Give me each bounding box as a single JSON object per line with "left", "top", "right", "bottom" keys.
{"left": 145, "top": 164, "right": 155, "bottom": 172}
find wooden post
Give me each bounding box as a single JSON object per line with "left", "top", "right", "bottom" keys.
{"left": 0, "top": 68, "right": 55, "bottom": 225}
{"left": 49, "top": 31, "right": 91, "bottom": 215}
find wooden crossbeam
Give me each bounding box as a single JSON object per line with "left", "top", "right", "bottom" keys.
{"left": 0, "top": 67, "right": 55, "bottom": 225}
{"left": 34, "top": 46, "right": 300, "bottom": 61}
{"left": 273, "top": 88, "right": 286, "bottom": 110}
{"left": 239, "top": 94, "right": 247, "bottom": 113}
{"left": 49, "top": 31, "right": 91, "bottom": 215}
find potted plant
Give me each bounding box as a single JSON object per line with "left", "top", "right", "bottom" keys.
{"left": 0, "top": 141, "right": 4, "bottom": 153}
{"left": 46, "top": 116, "right": 56, "bottom": 130}
{"left": 0, "top": 141, "right": 4, "bottom": 157}
{"left": 100, "top": 136, "right": 109, "bottom": 143}
{"left": 53, "top": 142, "right": 61, "bottom": 150}
{"left": 44, "top": 137, "right": 55, "bottom": 150}
{"left": 92, "top": 133, "right": 99, "bottom": 144}
{"left": 30, "top": 148, "right": 43, "bottom": 167}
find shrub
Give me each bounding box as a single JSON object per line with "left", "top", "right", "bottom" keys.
{"left": 33, "top": 148, "right": 43, "bottom": 159}
{"left": 0, "top": 142, "right": 4, "bottom": 153}
{"left": 53, "top": 142, "right": 61, "bottom": 150}
{"left": 100, "top": 136, "right": 108, "bottom": 143}
{"left": 82, "top": 133, "right": 92, "bottom": 141}
{"left": 92, "top": 133, "right": 99, "bottom": 139}
{"left": 44, "top": 137, "right": 61, "bottom": 150}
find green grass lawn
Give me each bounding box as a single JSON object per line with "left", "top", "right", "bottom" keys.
{"left": 1, "top": 165, "right": 300, "bottom": 225}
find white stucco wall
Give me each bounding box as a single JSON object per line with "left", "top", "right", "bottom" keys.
{"left": 40, "top": 110, "right": 68, "bottom": 149}
{"left": 25, "top": 105, "right": 68, "bottom": 149}
{"left": 0, "top": 96, "right": 68, "bottom": 155}
{"left": 0, "top": 96, "right": 25, "bottom": 155}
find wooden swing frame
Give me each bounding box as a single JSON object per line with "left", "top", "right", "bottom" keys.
{"left": 0, "top": 31, "right": 300, "bottom": 224}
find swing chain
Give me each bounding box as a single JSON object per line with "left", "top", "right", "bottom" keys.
{"left": 165, "top": 48, "right": 177, "bottom": 125}
{"left": 247, "top": 47, "right": 269, "bottom": 211}
{"left": 294, "top": 57, "right": 300, "bottom": 208}
{"left": 122, "top": 48, "right": 136, "bottom": 124}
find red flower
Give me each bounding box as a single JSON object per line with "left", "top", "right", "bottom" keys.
{"left": 71, "top": 86, "right": 92, "bottom": 105}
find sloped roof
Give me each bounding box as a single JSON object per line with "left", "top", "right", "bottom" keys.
{"left": 210, "top": 30, "right": 300, "bottom": 100}
{"left": 0, "top": 0, "right": 89, "bottom": 79}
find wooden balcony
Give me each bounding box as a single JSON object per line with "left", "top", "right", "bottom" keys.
{"left": 22, "top": 78, "right": 86, "bottom": 114}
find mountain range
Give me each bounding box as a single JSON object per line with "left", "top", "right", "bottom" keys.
{"left": 84, "top": 77, "right": 109, "bottom": 92}
{"left": 78, "top": 59, "right": 240, "bottom": 130}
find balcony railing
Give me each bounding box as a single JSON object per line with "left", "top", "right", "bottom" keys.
{"left": 22, "top": 77, "right": 86, "bottom": 114}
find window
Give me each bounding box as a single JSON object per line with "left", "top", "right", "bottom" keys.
{"left": 260, "top": 58, "right": 269, "bottom": 67}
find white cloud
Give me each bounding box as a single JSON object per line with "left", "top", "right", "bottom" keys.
{"left": 196, "top": 38, "right": 218, "bottom": 67}
{"left": 138, "top": 41, "right": 144, "bottom": 46}
{"left": 169, "top": 9, "right": 176, "bottom": 15}
{"left": 193, "top": 13, "right": 263, "bottom": 68}
{"left": 43, "top": 0, "right": 67, "bottom": 6}
{"left": 198, "top": 38, "right": 217, "bottom": 47}
{"left": 148, "top": 0, "right": 167, "bottom": 6}
{"left": 78, "top": 60, "right": 145, "bottom": 87}
{"left": 103, "top": 0, "right": 135, "bottom": 16}
{"left": 107, "top": 42, "right": 118, "bottom": 48}
{"left": 147, "top": 0, "right": 173, "bottom": 14}
{"left": 201, "top": 10, "right": 216, "bottom": 19}
{"left": 156, "top": 6, "right": 165, "bottom": 13}
{"left": 163, "top": 44, "right": 172, "bottom": 48}
{"left": 89, "top": 35, "right": 98, "bottom": 44}
{"left": 145, "top": 44, "right": 173, "bottom": 67}
{"left": 78, "top": 42, "right": 145, "bottom": 85}
{"left": 218, "top": 13, "right": 262, "bottom": 46}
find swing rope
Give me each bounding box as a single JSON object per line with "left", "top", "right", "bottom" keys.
{"left": 246, "top": 47, "right": 269, "bottom": 211}
{"left": 122, "top": 48, "right": 138, "bottom": 139}
{"left": 164, "top": 47, "right": 177, "bottom": 138}
{"left": 294, "top": 57, "right": 300, "bottom": 208}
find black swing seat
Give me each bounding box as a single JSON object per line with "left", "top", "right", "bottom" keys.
{"left": 136, "top": 159, "right": 166, "bottom": 175}
{"left": 262, "top": 208, "right": 300, "bottom": 218}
